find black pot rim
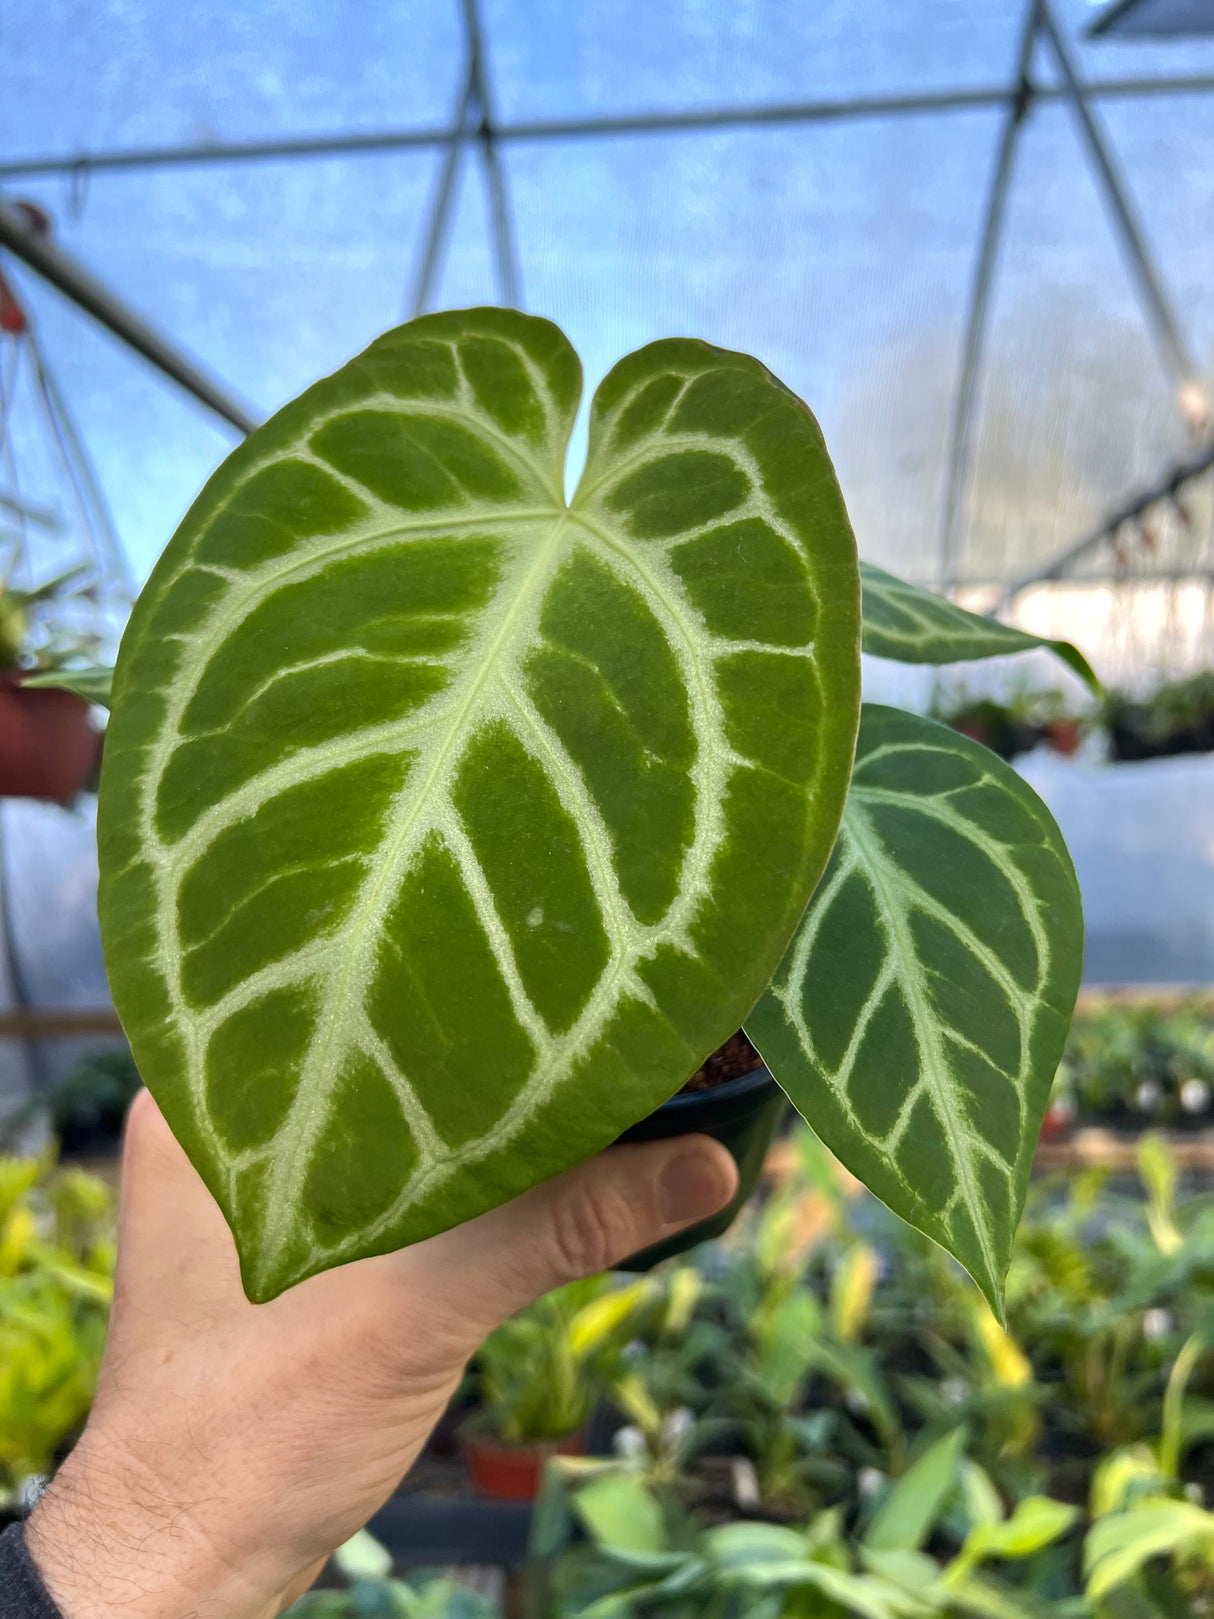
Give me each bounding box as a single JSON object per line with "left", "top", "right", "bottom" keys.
{"left": 654, "top": 1061, "right": 775, "bottom": 1114}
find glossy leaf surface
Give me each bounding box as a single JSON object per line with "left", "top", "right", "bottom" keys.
{"left": 748, "top": 706, "right": 1083, "bottom": 1318}
{"left": 861, "top": 563, "right": 1100, "bottom": 694}
{"left": 98, "top": 309, "right": 860, "bottom": 1300}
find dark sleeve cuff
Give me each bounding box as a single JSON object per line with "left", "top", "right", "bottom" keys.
{"left": 0, "top": 1523, "right": 64, "bottom": 1619}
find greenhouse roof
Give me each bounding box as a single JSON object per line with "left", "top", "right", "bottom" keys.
{"left": 2, "top": 0, "right": 1214, "bottom": 1081}
{"left": 1, "top": 0, "right": 1212, "bottom": 597}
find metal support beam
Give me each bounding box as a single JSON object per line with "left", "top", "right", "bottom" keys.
{"left": 463, "top": 0, "right": 521, "bottom": 311}
{"left": 411, "top": 0, "right": 521, "bottom": 316}
{"left": 410, "top": 62, "right": 478, "bottom": 316}
{"left": 3, "top": 77, "right": 1214, "bottom": 181}
{"left": 937, "top": 0, "right": 1039, "bottom": 590}
{"left": 0, "top": 200, "right": 259, "bottom": 435}
{"left": 477, "top": 125, "right": 521, "bottom": 309}
{"left": 1036, "top": 0, "right": 1204, "bottom": 414}
{"left": 997, "top": 436, "right": 1214, "bottom": 604}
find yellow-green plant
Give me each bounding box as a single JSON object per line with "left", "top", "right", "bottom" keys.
{"left": 1084, "top": 1333, "right": 1214, "bottom": 1612}
{"left": 0, "top": 566, "right": 101, "bottom": 679}
{"left": 0, "top": 1156, "right": 114, "bottom": 1505}
{"left": 474, "top": 1273, "right": 657, "bottom": 1445}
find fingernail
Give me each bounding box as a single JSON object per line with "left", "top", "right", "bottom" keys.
{"left": 659, "top": 1150, "right": 734, "bottom": 1226}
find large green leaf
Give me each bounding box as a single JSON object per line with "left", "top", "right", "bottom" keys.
{"left": 860, "top": 563, "right": 1100, "bottom": 695}
{"left": 97, "top": 308, "right": 860, "bottom": 1300}
{"left": 748, "top": 705, "right": 1083, "bottom": 1318}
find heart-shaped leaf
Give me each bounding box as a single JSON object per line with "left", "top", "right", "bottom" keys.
{"left": 98, "top": 309, "right": 860, "bottom": 1300}
{"left": 747, "top": 705, "right": 1083, "bottom": 1318}
{"left": 861, "top": 563, "right": 1100, "bottom": 695}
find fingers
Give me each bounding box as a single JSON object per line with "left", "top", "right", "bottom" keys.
{"left": 404, "top": 1135, "right": 738, "bottom": 1346}
{"left": 117, "top": 1091, "right": 737, "bottom": 1353}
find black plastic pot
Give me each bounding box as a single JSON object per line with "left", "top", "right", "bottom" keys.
{"left": 1108, "top": 720, "right": 1213, "bottom": 763}
{"left": 614, "top": 1065, "right": 788, "bottom": 1269}
{"left": 56, "top": 1119, "right": 124, "bottom": 1160}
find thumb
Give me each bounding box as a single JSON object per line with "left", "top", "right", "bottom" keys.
{"left": 408, "top": 1135, "right": 738, "bottom": 1342}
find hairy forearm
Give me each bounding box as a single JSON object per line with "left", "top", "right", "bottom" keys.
{"left": 21, "top": 1094, "right": 731, "bottom": 1619}
{"left": 25, "top": 1437, "right": 298, "bottom": 1619}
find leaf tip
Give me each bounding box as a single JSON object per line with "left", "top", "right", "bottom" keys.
{"left": 1052, "top": 639, "right": 1103, "bottom": 700}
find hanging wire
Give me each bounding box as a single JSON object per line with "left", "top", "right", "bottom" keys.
{"left": 1037, "top": 0, "right": 1208, "bottom": 434}
{"left": 29, "top": 336, "right": 132, "bottom": 602}
{"left": 409, "top": 61, "right": 478, "bottom": 318}
{"left": 66, "top": 160, "right": 89, "bottom": 223}
{"left": 0, "top": 259, "right": 132, "bottom": 661}
{"left": 937, "top": 0, "right": 1038, "bottom": 592}
{"left": 0, "top": 332, "right": 29, "bottom": 590}
{"left": 408, "top": 0, "right": 521, "bottom": 316}
{"left": 462, "top": 0, "right": 521, "bottom": 311}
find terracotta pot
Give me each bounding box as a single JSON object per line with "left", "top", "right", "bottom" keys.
{"left": 461, "top": 1428, "right": 585, "bottom": 1501}
{"left": 1048, "top": 720, "right": 1082, "bottom": 757}
{"left": 0, "top": 677, "right": 101, "bottom": 799}
{"left": 1038, "top": 1102, "right": 1074, "bottom": 1143}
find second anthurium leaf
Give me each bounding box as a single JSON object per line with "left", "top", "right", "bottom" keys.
{"left": 97, "top": 308, "right": 861, "bottom": 1301}
{"left": 860, "top": 562, "right": 1101, "bottom": 696}
{"left": 23, "top": 666, "right": 113, "bottom": 707}
{"left": 748, "top": 705, "right": 1083, "bottom": 1319}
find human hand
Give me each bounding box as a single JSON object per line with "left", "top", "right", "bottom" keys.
{"left": 26, "top": 1089, "right": 736, "bottom": 1619}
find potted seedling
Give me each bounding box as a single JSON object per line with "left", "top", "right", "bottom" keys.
{"left": 285, "top": 1529, "right": 498, "bottom": 1617}
{"left": 1046, "top": 715, "right": 1084, "bottom": 759}
{"left": 930, "top": 681, "right": 1088, "bottom": 763}
{"left": 1104, "top": 671, "right": 1214, "bottom": 762}
{"left": 930, "top": 691, "right": 1042, "bottom": 761}
{"left": 544, "top": 1457, "right": 1078, "bottom": 1619}
{"left": 462, "top": 1274, "right": 654, "bottom": 1500}
{"left": 90, "top": 309, "right": 1098, "bottom": 1325}
{"left": 0, "top": 568, "right": 105, "bottom": 799}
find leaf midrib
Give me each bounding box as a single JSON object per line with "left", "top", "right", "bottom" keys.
{"left": 253, "top": 486, "right": 744, "bottom": 1282}
{"left": 245, "top": 511, "right": 745, "bottom": 1276}
{"left": 163, "top": 455, "right": 730, "bottom": 1285}
{"left": 842, "top": 794, "right": 1002, "bottom": 1294}
{"left": 253, "top": 506, "right": 578, "bottom": 1283}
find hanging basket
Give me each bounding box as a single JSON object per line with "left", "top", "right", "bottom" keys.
{"left": 0, "top": 674, "right": 101, "bottom": 799}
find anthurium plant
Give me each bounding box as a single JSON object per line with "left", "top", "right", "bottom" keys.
{"left": 95, "top": 308, "right": 1092, "bottom": 1313}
